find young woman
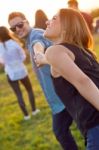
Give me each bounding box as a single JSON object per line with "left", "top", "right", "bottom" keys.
{"left": 0, "top": 26, "right": 40, "bottom": 120}
{"left": 43, "top": 9, "right": 99, "bottom": 150}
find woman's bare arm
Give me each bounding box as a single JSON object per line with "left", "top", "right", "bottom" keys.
{"left": 45, "top": 45, "right": 99, "bottom": 111}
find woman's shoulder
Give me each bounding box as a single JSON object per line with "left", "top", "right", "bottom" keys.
{"left": 5, "top": 39, "right": 15, "bottom": 45}
{"left": 46, "top": 44, "right": 68, "bottom": 55}
{"left": 45, "top": 44, "right": 67, "bottom": 61}
{"left": 45, "top": 43, "right": 75, "bottom": 63}
{"left": 7, "top": 39, "right": 20, "bottom": 47}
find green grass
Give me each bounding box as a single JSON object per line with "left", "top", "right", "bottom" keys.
{"left": 0, "top": 34, "right": 99, "bottom": 150}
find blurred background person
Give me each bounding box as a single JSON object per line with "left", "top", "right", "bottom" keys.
{"left": 67, "top": 0, "right": 94, "bottom": 33}
{"left": 0, "top": 26, "right": 40, "bottom": 120}
{"left": 34, "top": 9, "right": 48, "bottom": 30}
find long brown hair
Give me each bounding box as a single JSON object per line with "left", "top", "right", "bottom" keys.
{"left": 59, "top": 9, "right": 94, "bottom": 54}
{"left": 34, "top": 9, "right": 48, "bottom": 30}
{"left": 0, "top": 26, "right": 22, "bottom": 48}
{"left": 0, "top": 26, "right": 12, "bottom": 42}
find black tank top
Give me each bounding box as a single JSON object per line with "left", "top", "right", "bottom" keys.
{"left": 52, "top": 43, "right": 99, "bottom": 136}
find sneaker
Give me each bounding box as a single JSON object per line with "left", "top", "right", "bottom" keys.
{"left": 24, "top": 115, "right": 30, "bottom": 120}
{"left": 32, "top": 109, "right": 40, "bottom": 115}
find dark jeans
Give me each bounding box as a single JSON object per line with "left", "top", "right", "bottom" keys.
{"left": 86, "top": 125, "right": 99, "bottom": 150}
{"left": 52, "top": 108, "right": 78, "bottom": 150}
{"left": 7, "top": 75, "right": 36, "bottom": 116}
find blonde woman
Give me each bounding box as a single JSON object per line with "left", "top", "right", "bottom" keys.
{"left": 39, "top": 8, "right": 99, "bottom": 149}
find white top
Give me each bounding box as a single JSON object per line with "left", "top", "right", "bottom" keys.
{"left": 0, "top": 39, "right": 28, "bottom": 81}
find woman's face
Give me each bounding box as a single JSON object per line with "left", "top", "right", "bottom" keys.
{"left": 44, "top": 13, "right": 62, "bottom": 42}
{"left": 9, "top": 17, "right": 30, "bottom": 39}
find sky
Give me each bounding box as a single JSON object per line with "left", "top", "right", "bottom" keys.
{"left": 0, "top": 0, "right": 99, "bottom": 27}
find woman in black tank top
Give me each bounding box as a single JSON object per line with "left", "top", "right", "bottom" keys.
{"left": 43, "top": 8, "right": 99, "bottom": 150}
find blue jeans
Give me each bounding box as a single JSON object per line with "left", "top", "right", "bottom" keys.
{"left": 86, "top": 125, "right": 99, "bottom": 150}
{"left": 52, "top": 109, "right": 78, "bottom": 150}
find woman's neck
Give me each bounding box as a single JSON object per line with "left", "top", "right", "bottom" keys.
{"left": 52, "top": 38, "right": 63, "bottom": 45}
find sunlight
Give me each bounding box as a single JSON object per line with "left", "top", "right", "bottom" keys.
{"left": 0, "top": 0, "right": 98, "bottom": 27}
{"left": 78, "top": 0, "right": 99, "bottom": 11}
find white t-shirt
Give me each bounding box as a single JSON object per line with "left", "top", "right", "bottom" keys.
{"left": 0, "top": 39, "right": 28, "bottom": 81}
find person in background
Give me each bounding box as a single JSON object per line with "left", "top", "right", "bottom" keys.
{"left": 42, "top": 8, "right": 99, "bottom": 150}
{"left": 67, "top": 0, "right": 93, "bottom": 33}
{"left": 8, "top": 12, "right": 79, "bottom": 150}
{"left": 0, "top": 26, "right": 40, "bottom": 120}
{"left": 34, "top": 9, "right": 48, "bottom": 30}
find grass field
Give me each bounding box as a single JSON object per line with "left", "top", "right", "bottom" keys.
{"left": 0, "top": 34, "right": 99, "bottom": 150}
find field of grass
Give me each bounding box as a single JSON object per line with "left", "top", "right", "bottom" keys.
{"left": 0, "top": 34, "right": 98, "bottom": 150}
